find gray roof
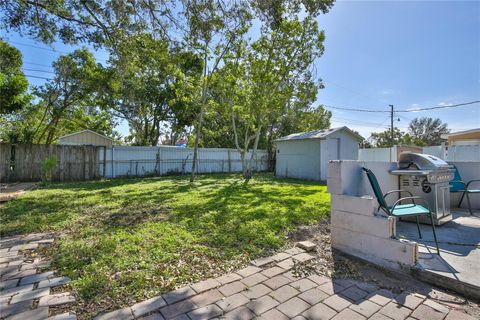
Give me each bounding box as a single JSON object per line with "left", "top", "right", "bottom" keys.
{"left": 276, "top": 126, "right": 364, "bottom": 142}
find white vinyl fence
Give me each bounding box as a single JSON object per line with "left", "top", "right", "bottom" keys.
{"left": 358, "top": 147, "right": 397, "bottom": 162}
{"left": 444, "top": 145, "right": 480, "bottom": 161}
{"left": 422, "top": 145, "right": 445, "bottom": 159}
{"left": 98, "top": 146, "right": 269, "bottom": 178}
{"left": 359, "top": 145, "right": 480, "bottom": 162}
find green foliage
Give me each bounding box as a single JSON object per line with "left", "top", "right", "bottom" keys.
{"left": 0, "top": 39, "right": 30, "bottom": 114}
{"left": 370, "top": 117, "right": 449, "bottom": 147}
{"left": 1, "top": 1, "right": 336, "bottom": 148}
{"left": 105, "top": 34, "right": 203, "bottom": 145}
{"left": 205, "top": 17, "right": 329, "bottom": 176}
{"left": 370, "top": 128, "right": 405, "bottom": 148}
{"left": 0, "top": 48, "right": 116, "bottom": 144}
{"left": 0, "top": 173, "right": 329, "bottom": 317}
{"left": 41, "top": 155, "right": 57, "bottom": 183}
{"left": 408, "top": 117, "right": 449, "bottom": 146}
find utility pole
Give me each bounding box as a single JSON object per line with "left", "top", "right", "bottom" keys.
{"left": 389, "top": 104, "right": 394, "bottom": 147}
{"left": 390, "top": 104, "right": 394, "bottom": 162}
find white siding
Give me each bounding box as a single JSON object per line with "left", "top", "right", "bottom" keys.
{"left": 275, "top": 129, "right": 360, "bottom": 181}
{"left": 320, "top": 130, "right": 359, "bottom": 180}
{"left": 276, "top": 139, "right": 321, "bottom": 180}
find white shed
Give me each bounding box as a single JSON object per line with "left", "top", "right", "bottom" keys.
{"left": 58, "top": 130, "right": 114, "bottom": 146}
{"left": 275, "top": 126, "right": 363, "bottom": 181}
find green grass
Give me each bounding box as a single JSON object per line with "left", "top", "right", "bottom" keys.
{"left": 0, "top": 173, "right": 330, "bottom": 316}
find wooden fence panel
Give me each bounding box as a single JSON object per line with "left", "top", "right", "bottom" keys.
{"left": 0, "top": 143, "right": 12, "bottom": 182}
{"left": 0, "top": 144, "right": 100, "bottom": 183}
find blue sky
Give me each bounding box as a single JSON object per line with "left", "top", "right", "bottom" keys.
{"left": 2, "top": 0, "right": 479, "bottom": 140}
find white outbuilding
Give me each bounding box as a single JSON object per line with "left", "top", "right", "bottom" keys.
{"left": 275, "top": 126, "right": 363, "bottom": 181}
{"left": 58, "top": 130, "right": 114, "bottom": 146}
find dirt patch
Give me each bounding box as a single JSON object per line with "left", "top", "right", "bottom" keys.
{"left": 288, "top": 220, "right": 480, "bottom": 318}
{"left": 0, "top": 182, "right": 37, "bottom": 202}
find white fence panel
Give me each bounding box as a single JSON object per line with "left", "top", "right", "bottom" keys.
{"left": 423, "top": 146, "right": 445, "bottom": 159}
{"left": 100, "top": 146, "right": 268, "bottom": 178}
{"left": 358, "top": 147, "right": 396, "bottom": 162}
{"left": 447, "top": 145, "right": 480, "bottom": 162}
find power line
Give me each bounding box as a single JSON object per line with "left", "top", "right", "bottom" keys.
{"left": 24, "top": 74, "right": 52, "bottom": 80}
{"left": 4, "top": 39, "right": 109, "bottom": 63}
{"left": 331, "top": 116, "right": 390, "bottom": 128}
{"left": 22, "top": 68, "right": 55, "bottom": 74}
{"left": 324, "top": 105, "right": 390, "bottom": 113}
{"left": 324, "top": 100, "right": 480, "bottom": 113}
{"left": 396, "top": 100, "right": 480, "bottom": 112}
{"left": 7, "top": 40, "right": 71, "bottom": 55}
{"left": 24, "top": 61, "right": 53, "bottom": 68}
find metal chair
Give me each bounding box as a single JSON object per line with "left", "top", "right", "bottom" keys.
{"left": 450, "top": 164, "right": 479, "bottom": 215}
{"left": 362, "top": 167, "right": 440, "bottom": 255}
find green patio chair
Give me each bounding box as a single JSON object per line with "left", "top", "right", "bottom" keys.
{"left": 362, "top": 167, "right": 440, "bottom": 255}
{"left": 450, "top": 164, "right": 480, "bottom": 215}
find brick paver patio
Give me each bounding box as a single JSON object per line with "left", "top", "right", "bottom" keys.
{"left": 91, "top": 244, "right": 477, "bottom": 320}
{"left": 1, "top": 235, "right": 477, "bottom": 320}
{"left": 0, "top": 233, "right": 76, "bottom": 319}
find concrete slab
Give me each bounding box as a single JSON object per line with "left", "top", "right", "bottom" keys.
{"left": 397, "top": 209, "right": 480, "bottom": 299}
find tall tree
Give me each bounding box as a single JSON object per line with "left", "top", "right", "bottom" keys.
{"left": 1, "top": 1, "right": 335, "bottom": 46}
{"left": 104, "top": 34, "right": 202, "bottom": 146}
{"left": 408, "top": 117, "right": 449, "bottom": 146}
{"left": 211, "top": 17, "right": 326, "bottom": 179}
{"left": 32, "top": 49, "right": 113, "bottom": 144}
{"left": 184, "top": 0, "right": 251, "bottom": 182}
{"left": 0, "top": 40, "right": 30, "bottom": 114}
{"left": 370, "top": 128, "right": 405, "bottom": 148}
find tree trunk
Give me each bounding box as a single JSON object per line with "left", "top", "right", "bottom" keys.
{"left": 190, "top": 50, "right": 209, "bottom": 182}
{"left": 244, "top": 125, "right": 261, "bottom": 180}
{"left": 266, "top": 124, "right": 274, "bottom": 172}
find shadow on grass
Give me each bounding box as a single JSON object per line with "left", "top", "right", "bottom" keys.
{"left": 1, "top": 173, "right": 331, "bottom": 315}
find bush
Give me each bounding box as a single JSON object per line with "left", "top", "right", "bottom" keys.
{"left": 41, "top": 155, "right": 57, "bottom": 183}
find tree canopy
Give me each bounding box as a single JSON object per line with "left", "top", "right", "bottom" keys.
{"left": 0, "top": 39, "right": 30, "bottom": 114}
{"left": 369, "top": 117, "right": 449, "bottom": 148}
{"left": 1, "top": 0, "right": 337, "bottom": 180}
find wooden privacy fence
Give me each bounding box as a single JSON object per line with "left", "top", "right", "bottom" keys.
{"left": 0, "top": 144, "right": 100, "bottom": 183}
{"left": 0, "top": 144, "right": 270, "bottom": 182}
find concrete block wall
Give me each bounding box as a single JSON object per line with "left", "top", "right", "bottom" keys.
{"left": 328, "top": 160, "right": 419, "bottom": 270}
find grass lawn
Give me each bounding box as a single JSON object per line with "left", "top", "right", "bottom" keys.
{"left": 0, "top": 173, "right": 330, "bottom": 317}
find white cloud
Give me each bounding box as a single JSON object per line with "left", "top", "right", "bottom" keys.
{"left": 406, "top": 103, "right": 422, "bottom": 112}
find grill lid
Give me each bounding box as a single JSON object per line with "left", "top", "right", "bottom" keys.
{"left": 398, "top": 153, "right": 450, "bottom": 170}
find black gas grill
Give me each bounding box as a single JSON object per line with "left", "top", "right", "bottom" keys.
{"left": 390, "top": 153, "right": 454, "bottom": 225}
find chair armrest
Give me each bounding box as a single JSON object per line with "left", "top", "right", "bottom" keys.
{"left": 392, "top": 196, "right": 431, "bottom": 213}
{"left": 384, "top": 189, "right": 414, "bottom": 199}
{"left": 384, "top": 190, "right": 414, "bottom": 205}
{"left": 466, "top": 179, "right": 480, "bottom": 189}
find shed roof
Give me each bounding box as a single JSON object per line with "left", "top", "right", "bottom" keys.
{"left": 58, "top": 130, "right": 114, "bottom": 141}
{"left": 276, "top": 126, "right": 364, "bottom": 142}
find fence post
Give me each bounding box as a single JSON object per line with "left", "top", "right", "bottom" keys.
{"left": 227, "top": 150, "right": 231, "bottom": 173}
{"left": 111, "top": 145, "right": 115, "bottom": 178}
{"left": 157, "top": 147, "right": 161, "bottom": 176}
{"left": 60, "top": 146, "right": 65, "bottom": 181}
{"left": 103, "top": 146, "right": 107, "bottom": 178}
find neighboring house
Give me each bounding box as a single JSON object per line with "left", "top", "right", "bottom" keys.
{"left": 275, "top": 126, "right": 364, "bottom": 181}
{"left": 441, "top": 128, "right": 480, "bottom": 146}
{"left": 58, "top": 130, "right": 114, "bottom": 146}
